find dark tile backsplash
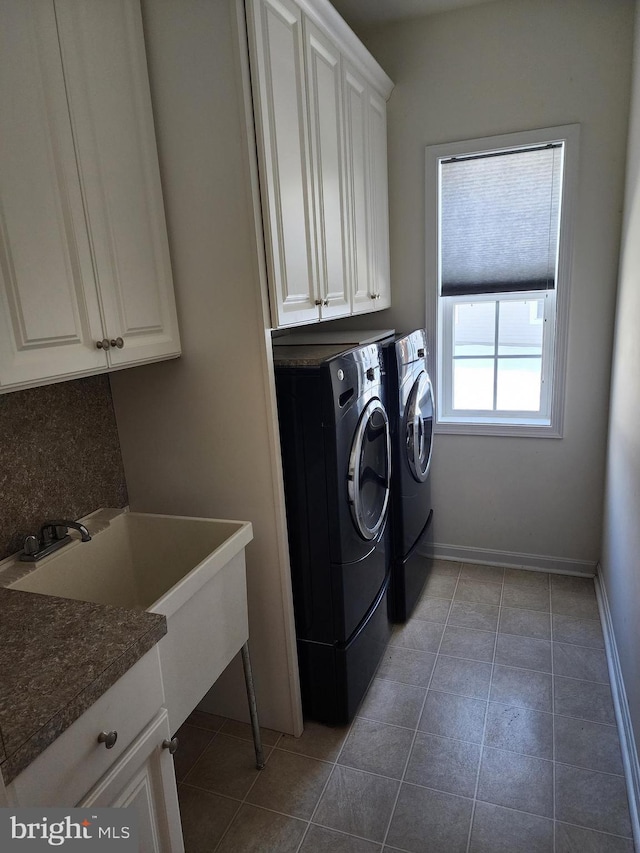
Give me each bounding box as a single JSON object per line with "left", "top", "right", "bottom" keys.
{"left": 0, "top": 375, "right": 128, "bottom": 560}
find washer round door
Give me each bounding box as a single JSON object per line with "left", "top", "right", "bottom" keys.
{"left": 348, "top": 398, "right": 391, "bottom": 540}
{"left": 405, "top": 372, "right": 434, "bottom": 483}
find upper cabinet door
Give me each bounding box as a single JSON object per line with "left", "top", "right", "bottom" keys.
{"left": 0, "top": 1, "right": 106, "bottom": 389}
{"left": 304, "top": 20, "right": 350, "bottom": 321}
{"left": 54, "top": 0, "right": 181, "bottom": 367}
{"left": 342, "top": 62, "right": 374, "bottom": 315}
{"left": 247, "top": 0, "right": 319, "bottom": 327}
{"left": 367, "top": 90, "right": 391, "bottom": 310}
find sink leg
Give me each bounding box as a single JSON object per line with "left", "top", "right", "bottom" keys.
{"left": 241, "top": 641, "right": 265, "bottom": 769}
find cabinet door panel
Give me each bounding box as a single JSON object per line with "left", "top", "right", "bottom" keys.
{"left": 247, "top": 0, "right": 318, "bottom": 327}
{"left": 367, "top": 91, "right": 390, "bottom": 309}
{"left": 55, "top": 0, "right": 181, "bottom": 366}
{"left": 80, "top": 711, "right": 184, "bottom": 853}
{"left": 342, "top": 63, "right": 373, "bottom": 314}
{"left": 0, "top": 0, "right": 106, "bottom": 389}
{"left": 305, "top": 20, "right": 350, "bottom": 320}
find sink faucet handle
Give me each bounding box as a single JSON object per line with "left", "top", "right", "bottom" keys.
{"left": 40, "top": 520, "right": 92, "bottom": 543}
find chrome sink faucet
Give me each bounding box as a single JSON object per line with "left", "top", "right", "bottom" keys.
{"left": 20, "top": 519, "right": 92, "bottom": 562}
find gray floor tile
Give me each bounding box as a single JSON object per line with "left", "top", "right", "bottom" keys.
{"left": 554, "top": 677, "right": 615, "bottom": 725}
{"left": 554, "top": 715, "right": 624, "bottom": 774}
{"left": 338, "top": 717, "right": 414, "bottom": 779}
{"left": 490, "top": 665, "right": 552, "bottom": 712}
{"left": 552, "top": 590, "right": 599, "bottom": 619}
{"left": 555, "top": 821, "right": 635, "bottom": 852}
{"left": 551, "top": 575, "right": 596, "bottom": 595}
{"left": 412, "top": 597, "right": 451, "bottom": 623}
{"left": 448, "top": 601, "right": 500, "bottom": 631}
{"left": 389, "top": 619, "right": 445, "bottom": 653}
{"left": 386, "top": 783, "right": 473, "bottom": 853}
{"left": 477, "top": 747, "right": 553, "bottom": 817}
{"left": 313, "top": 765, "right": 399, "bottom": 842}
{"left": 418, "top": 690, "right": 487, "bottom": 743}
{"left": 454, "top": 579, "right": 502, "bottom": 606}
{"left": 555, "top": 763, "right": 633, "bottom": 837}
{"left": 299, "top": 825, "right": 381, "bottom": 853}
{"left": 217, "top": 804, "right": 306, "bottom": 853}
{"left": 494, "top": 634, "right": 552, "bottom": 672}
{"left": 484, "top": 703, "right": 553, "bottom": 759}
{"left": 220, "top": 718, "right": 282, "bottom": 746}
{"left": 553, "top": 643, "right": 609, "bottom": 683}
{"left": 461, "top": 563, "right": 505, "bottom": 584}
{"left": 405, "top": 731, "right": 481, "bottom": 797}
{"left": 469, "top": 801, "right": 554, "bottom": 853}
{"left": 439, "top": 625, "right": 496, "bottom": 662}
{"left": 501, "top": 584, "right": 550, "bottom": 612}
{"left": 185, "top": 709, "right": 226, "bottom": 731}
{"left": 246, "top": 749, "right": 332, "bottom": 819}
{"left": 278, "top": 720, "right": 349, "bottom": 762}
{"left": 499, "top": 607, "right": 551, "bottom": 640}
{"left": 430, "top": 656, "right": 492, "bottom": 700}
{"left": 503, "top": 569, "right": 550, "bottom": 588}
{"left": 358, "top": 677, "right": 426, "bottom": 728}
{"left": 178, "top": 784, "right": 240, "bottom": 853}
{"left": 375, "top": 646, "right": 436, "bottom": 687}
{"left": 173, "top": 723, "right": 215, "bottom": 782}
{"left": 183, "top": 734, "right": 272, "bottom": 799}
{"left": 552, "top": 614, "right": 604, "bottom": 648}
{"left": 421, "top": 574, "right": 458, "bottom": 599}
{"left": 430, "top": 559, "right": 462, "bottom": 577}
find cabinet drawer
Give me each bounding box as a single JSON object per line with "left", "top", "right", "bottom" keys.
{"left": 8, "top": 646, "right": 164, "bottom": 807}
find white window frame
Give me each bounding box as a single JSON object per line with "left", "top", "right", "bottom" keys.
{"left": 425, "top": 124, "right": 580, "bottom": 438}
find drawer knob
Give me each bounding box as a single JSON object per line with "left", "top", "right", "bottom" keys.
{"left": 110, "top": 337, "right": 125, "bottom": 349}
{"left": 162, "top": 737, "right": 179, "bottom": 755}
{"left": 97, "top": 730, "right": 118, "bottom": 749}
{"left": 96, "top": 339, "right": 111, "bottom": 350}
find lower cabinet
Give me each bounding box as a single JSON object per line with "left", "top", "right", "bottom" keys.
{"left": 80, "top": 711, "right": 184, "bottom": 853}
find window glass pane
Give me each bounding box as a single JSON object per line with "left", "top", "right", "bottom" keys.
{"left": 453, "top": 358, "right": 494, "bottom": 410}
{"left": 496, "top": 358, "right": 542, "bottom": 411}
{"left": 454, "top": 301, "right": 496, "bottom": 356}
{"left": 498, "top": 299, "right": 544, "bottom": 355}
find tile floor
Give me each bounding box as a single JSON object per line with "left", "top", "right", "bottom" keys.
{"left": 174, "top": 560, "right": 635, "bottom": 853}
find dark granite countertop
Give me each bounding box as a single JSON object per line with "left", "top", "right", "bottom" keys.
{"left": 0, "top": 587, "right": 166, "bottom": 785}
{"left": 272, "top": 343, "right": 353, "bottom": 367}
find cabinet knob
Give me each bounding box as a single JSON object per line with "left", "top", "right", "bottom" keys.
{"left": 323, "top": 299, "right": 329, "bottom": 306}
{"left": 96, "top": 339, "right": 111, "bottom": 350}
{"left": 97, "top": 730, "right": 118, "bottom": 749}
{"left": 314, "top": 299, "right": 323, "bottom": 306}
{"left": 162, "top": 737, "right": 179, "bottom": 755}
{"left": 369, "top": 293, "right": 376, "bottom": 300}
{"left": 110, "top": 337, "right": 124, "bottom": 349}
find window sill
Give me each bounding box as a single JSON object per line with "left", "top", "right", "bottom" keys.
{"left": 435, "top": 419, "right": 562, "bottom": 438}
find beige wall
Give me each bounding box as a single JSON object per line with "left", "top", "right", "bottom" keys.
{"left": 601, "top": 2, "right": 640, "bottom": 770}
{"left": 328, "top": 0, "right": 635, "bottom": 570}
{"left": 109, "top": 0, "right": 301, "bottom": 734}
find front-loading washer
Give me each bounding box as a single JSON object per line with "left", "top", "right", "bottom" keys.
{"left": 382, "top": 329, "right": 435, "bottom": 622}
{"left": 274, "top": 342, "right": 392, "bottom": 724}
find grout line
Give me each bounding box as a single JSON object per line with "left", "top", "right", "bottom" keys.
{"left": 465, "top": 575, "right": 502, "bottom": 853}
{"left": 379, "top": 569, "right": 462, "bottom": 852}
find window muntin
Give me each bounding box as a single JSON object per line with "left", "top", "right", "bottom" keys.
{"left": 426, "top": 125, "right": 578, "bottom": 436}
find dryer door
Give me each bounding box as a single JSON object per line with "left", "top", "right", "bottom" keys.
{"left": 406, "top": 372, "right": 434, "bottom": 483}
{"left": 348, "top": 398, "right": 391, "bottom": 540}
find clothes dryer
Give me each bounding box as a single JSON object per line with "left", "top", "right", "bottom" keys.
{"left": 274, "top": 343, "right": 392, "bottom": 724}
{"left": 383, "top": 330, "right": 435, "bottom": 621}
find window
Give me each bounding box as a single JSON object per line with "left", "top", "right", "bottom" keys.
{"left": 425, "top": 126, "right": 579, "bottom": 437}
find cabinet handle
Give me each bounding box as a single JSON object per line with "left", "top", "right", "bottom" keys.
{"left": 97, "top": 730, "right": 118, "bottom": 749}
{"left": 110, "top": 337, "right": 124, "bottom": 349}
{"left": 162, "top": 737, "right": 179, "bottom": 755}
{"left": 96, "top": 339, "right": 111, "bottom": 350}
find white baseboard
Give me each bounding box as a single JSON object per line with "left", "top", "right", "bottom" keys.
{"left": 595, "top": 568, "right": 640, "bottom": 851}
{"left": 419, "top": 542, "right": 596, "bottom": 576}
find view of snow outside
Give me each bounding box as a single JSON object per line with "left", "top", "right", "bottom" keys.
{"left": 452, "top": 299, "right": 543, "bottom": 411}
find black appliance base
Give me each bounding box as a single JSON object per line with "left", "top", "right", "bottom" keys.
{"left": 389, "top": 510, "right": 434, "bottom": 623}
{"left": 296, "top": 578, "right": 392, "bottom": 725}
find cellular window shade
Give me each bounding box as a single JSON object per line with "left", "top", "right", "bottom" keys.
{"left": 440, "top": 145, "right": 563, "bottom": 297}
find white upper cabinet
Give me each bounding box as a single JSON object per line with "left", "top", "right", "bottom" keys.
{"left": 0, "top": 0, "right": 180, "bottom": 393}
{"left": 245, "top": 0, "right": 393, "bottom": 328}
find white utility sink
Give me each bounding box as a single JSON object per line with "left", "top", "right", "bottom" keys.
{"left": 3, "top": 508, "right": 254, "bottom": 732}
